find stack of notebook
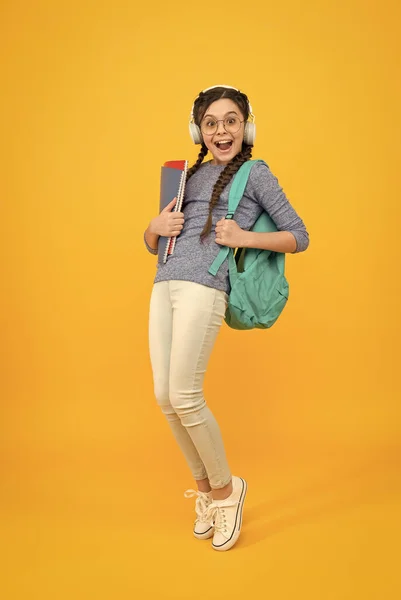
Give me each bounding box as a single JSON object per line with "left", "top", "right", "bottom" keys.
{"left": 158, "top": 160, "right": 188, "bottom": 264}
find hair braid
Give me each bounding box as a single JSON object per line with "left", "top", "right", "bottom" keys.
{"left": 186, "top": 144, "right": 208, "bottom": 181}
{"left": 200, "top": 144, "right": 253, "bottom": 239}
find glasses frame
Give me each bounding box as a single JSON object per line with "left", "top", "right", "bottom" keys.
{"left": 200, "top": 116, "right": 245, "bottom": 136}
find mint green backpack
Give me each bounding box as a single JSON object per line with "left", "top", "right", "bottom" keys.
{"left": 208, "top": 160, "right": 289, "bottom": 330}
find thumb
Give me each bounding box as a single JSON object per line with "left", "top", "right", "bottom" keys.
{"left": 162, "top": 197, "right": 177, "bottom": 212}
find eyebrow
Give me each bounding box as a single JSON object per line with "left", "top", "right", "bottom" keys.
{"left": 203, "top": 110, "right": 239, "bottom": 119}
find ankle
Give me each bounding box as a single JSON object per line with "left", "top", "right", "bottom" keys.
{"left": 211, "top": 479, "right": 233, "bottom": 501}
{"left": 196, "top": 478, "right": 212, "bottom": 494}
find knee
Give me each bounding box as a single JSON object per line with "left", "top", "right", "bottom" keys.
{"left": 154, "top": 384, "right": 179, "bottom": 422}
{"left": 154, "top": 381, "right": 169, "bottom": 407}
{"left": 169, "top": 387, "right": 206, "bottom": 417}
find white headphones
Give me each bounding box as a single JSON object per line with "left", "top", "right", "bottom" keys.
{"left": 189, "top": 85, "right": 256, "bottom": 146}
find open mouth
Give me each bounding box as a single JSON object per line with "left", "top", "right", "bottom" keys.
{"left": 214, "top": 140, "right": 233, "bottom": 152}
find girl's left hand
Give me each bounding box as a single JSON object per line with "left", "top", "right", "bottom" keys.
{"left": 215, "top": 218, "right": 246, "bottom": 248}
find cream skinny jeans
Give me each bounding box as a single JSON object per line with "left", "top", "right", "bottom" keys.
{"left": 148, "top": 280, "right": 231, "bottom": 489}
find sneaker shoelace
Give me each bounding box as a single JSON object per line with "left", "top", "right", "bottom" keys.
{"left": 204, "top": 499, "right": 239, "bottom": 535}
{"left": 184, "top": 489, "right": 212, "bottom": 523}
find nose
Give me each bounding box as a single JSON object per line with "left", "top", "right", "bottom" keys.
{"left": 216, "top": 120, "right": 226, "bottom": 134}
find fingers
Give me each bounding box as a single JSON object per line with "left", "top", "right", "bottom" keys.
{"left": 162, "top": 207, "right": 185, "bottom": 237}
{"left": 162, "top": 197, "right": 177, "bottom": 212}
{"left": 169, "top": 214, "right": 184, "bottom": 233}
{"left": 169, "top": 214, "right": 184, "bottom": 229}
{"left": 169, "top": 216, "right": 184, "bottom": 236}
{"left": 216, "top": 217, "right": 231, "bottom": 228}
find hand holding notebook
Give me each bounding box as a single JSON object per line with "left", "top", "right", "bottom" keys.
{"left": 158, "top": 160, "right": 188, "bottom": 264}
{"left": 155, "top": 197, "right": 184, "bottom": 235}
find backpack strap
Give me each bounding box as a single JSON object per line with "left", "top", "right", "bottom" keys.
{"left": 209, "top": 159, "right": 262, "bottom": 276}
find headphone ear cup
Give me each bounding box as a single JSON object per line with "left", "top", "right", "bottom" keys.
{"left": 189, "top": 123, "right": 203, "bottom": 145}
{"left": 244, "top": 122, "right": 256, "bottom": 146}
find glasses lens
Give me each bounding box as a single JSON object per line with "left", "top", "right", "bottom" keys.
{"left": 224, "top": 116, "right": 241, "bottom": 133}
{"left": 201, "top": 118, "right": 217, "bottom": 135}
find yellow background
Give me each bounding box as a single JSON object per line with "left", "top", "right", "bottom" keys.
{"left": 1, "top": 0, "right": 400, "bottom": 598}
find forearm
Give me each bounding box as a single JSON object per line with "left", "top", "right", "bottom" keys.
{"left": 144, "top": 224, "right": 159, "bottom": 254}
{"left": 241, "top": 230, "right": 297, "bottom": 253}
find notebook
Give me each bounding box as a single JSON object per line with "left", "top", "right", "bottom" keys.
{"left": 158, "top": 160, "right": 188, "bottom": 264}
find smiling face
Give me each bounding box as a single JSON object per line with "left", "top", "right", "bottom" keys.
{"left": 199, "top": 98, "right": 245, "bottom": 165}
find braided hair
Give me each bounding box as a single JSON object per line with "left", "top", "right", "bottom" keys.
{"left": 186, "top": 87, "right": 254, "bottom": 239}
{"left": 186, "top": 143, "right": 209, "bottom": 180}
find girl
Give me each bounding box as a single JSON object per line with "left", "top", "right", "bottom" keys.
{"left": 144, "top": 85, "right": 309, "bottom": 552}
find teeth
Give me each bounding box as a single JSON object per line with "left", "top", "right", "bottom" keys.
{"left": 216, "top": 140, "right": 232, "bottom": 146}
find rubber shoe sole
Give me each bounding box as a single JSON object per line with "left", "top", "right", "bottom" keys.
{"left": 194, "top": 525, "right": 215, "bottom": 540}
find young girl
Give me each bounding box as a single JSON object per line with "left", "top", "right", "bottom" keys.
{"left": 144, "top": 85, "right": 309, "bottom": 552}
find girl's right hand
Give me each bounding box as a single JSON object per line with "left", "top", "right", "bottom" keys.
{"left": 149, "top": 198, "right": 185, "bottom": 237}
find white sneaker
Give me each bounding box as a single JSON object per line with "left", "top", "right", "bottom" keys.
{"left": 204, "top": 476, "right": 247, "bottom": 552}
{"left": 184, "top": 489, "right": 214, "bottom": 540}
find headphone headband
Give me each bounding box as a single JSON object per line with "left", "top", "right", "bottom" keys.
{"left": 190, "top": 85, "right": 254, "bottom": 120}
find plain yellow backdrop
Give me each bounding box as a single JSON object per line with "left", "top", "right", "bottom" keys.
{"left": 1, "top": 1, "right": 400, "bottom": 599}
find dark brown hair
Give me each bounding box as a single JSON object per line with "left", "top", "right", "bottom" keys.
{"left": 186, "top": 87, "right": 253, "bottom": 239}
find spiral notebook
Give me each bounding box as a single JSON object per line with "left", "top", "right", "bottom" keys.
{"left": 158, "top": 160, "right": 188, "bottom": 264}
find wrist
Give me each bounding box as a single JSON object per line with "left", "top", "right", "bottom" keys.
{"left": 148, "top": 219, "right": 157, "bottom": 236}
{"left": 241, "top": 230, "right": 254, "bottom": 248}
{"left": 145, "top": 221, "right": 160, "bottom": 249}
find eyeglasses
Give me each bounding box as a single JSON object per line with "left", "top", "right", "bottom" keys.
{"left": 200, "top": 116, "right": 244, "bottom": 136}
